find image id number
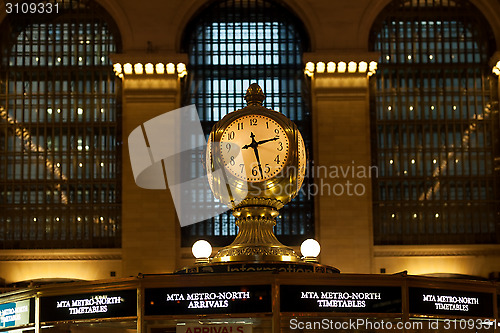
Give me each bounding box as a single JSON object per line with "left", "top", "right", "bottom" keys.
{"left": 6, "top": 2, "right": 59, "bottom": 14}
{"left": 442, "top": 319, "right": 497, "bottom": 331}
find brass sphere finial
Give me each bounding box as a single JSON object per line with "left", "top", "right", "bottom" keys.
{"left": 244, "top": 83, "right": 265, "bottom": 106}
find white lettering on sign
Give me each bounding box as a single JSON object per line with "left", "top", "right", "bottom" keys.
{"left": 55, "top": 295, "right": 124, "bottom": 315}
{"left": 165, "top": 291, "right": 251, "bottom": 309}
{"left": 300, "top": 291, "right": 382, "bottom": 308}
{"left": 0, "top": 305, "right": 29, "bottom": 323}
{"left": 176, "top": 324, "right": 252, "bottom": 333}
{"left": 0, "top": 300, "right": 31, "bottom": 328}
{"left": 422, "top": 294, "right": 479, "bottom": 312}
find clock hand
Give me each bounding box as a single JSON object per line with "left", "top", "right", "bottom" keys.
{"left": 252, "top": 145, "right": 264, "bottom": 179}
{"left": 256, "top": 137, "right": 279, "bottom": 145}
{"left": 247, "top": 132, "right": 264, "bottom": 178}
{"left": 242, "top": 132, "right": 258, "bottom": 150}
{"left": 239, "top": 132, "right": 263, "bottom": 178}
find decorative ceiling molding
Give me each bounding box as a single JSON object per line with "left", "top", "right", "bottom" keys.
{"left": 374, "top": 245, "right": 500, "bottom": 257}
{"left": 0, "top": 250, "right": 122, "bottom": 261}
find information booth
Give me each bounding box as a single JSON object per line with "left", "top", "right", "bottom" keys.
{"left": 0, "top": 269, "right": 499, "bottom": 333}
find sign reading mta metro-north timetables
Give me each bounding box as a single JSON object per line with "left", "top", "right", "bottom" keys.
{"left": 280, "top": 285, "right": 402, "bottom": 313}
{"left": 40, "top": 290, "right": 137, "bottom": 322}
{"left": 409, "top": 287, "right": 494, "bottom": 317}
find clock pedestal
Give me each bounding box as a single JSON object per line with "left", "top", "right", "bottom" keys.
{"left": 211, "top": 206, "right": 301, "bottom": 262}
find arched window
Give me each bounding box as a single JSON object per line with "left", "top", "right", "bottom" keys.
{"left": 370, "top": 0, "right": 499, "bottom": 244}
{"left": 0, "top": 0, "right": 122, "bottom": 248}
{"left": 181, "top": 0, "right": 313, "bottom": 247}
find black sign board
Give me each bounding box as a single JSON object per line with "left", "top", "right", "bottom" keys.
{"left": 145, "top": 285, "right": 272, "bottom": 315}
{"left": 40, "top": 289, "right": 137, "bottom": 322}
{"left": 409, "top": 287, "right": 494, "bottom": 317}
{"left": 280, "top": 285, "right": 402, "bottom": 313}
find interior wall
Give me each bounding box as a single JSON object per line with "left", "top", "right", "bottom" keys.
{"left": 1, "top": 0, "right": 500, "bottom": 282}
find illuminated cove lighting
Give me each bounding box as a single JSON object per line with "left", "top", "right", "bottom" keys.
{"left": 304, "top": 61, "right": 377, "bottom": 77}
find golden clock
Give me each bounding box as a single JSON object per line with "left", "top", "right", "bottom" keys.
{"left": 207, "top": 84, "right": 306, "bottom": 211}
{"left": 206, "top": 83, "right": 306, "bottom": 262}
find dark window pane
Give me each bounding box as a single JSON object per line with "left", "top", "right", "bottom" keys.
{"left": 0, "top": 0, "right": 122, "bottom": 249}
{"left": 370, "top": 0, "right": 499, "bottom": 245}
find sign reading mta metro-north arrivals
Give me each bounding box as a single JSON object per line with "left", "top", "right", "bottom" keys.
{"left": 409, "top": 287, "right": 494, "bottom": 317}
{"left": 280, "top": 285, "right": 402, "bottom": 313}
{"left": 176, "top": 324, "right": 252, "bottom": 333}
{"left": 40, "top": 290, "right": 137, "bottom": 322}
{"left": 145, "top": 285, "right": 272, "bottom": 315}
{"left": 0, "top": 299, "right": 34, "bottom": 328}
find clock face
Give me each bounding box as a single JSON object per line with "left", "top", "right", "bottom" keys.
{"left": 220, "top": 114, "right": 289, "bottom": 182}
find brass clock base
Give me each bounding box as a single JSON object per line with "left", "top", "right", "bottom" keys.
{"left": 211, "top": 206, "right": 301, "bottom": 262}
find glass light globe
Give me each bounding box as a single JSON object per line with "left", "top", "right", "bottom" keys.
{"left": 300, "top": 239, "right": 321, "bottom": 258}
{"left": 192, "top": 240, "right": 212, "bottom": 259}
